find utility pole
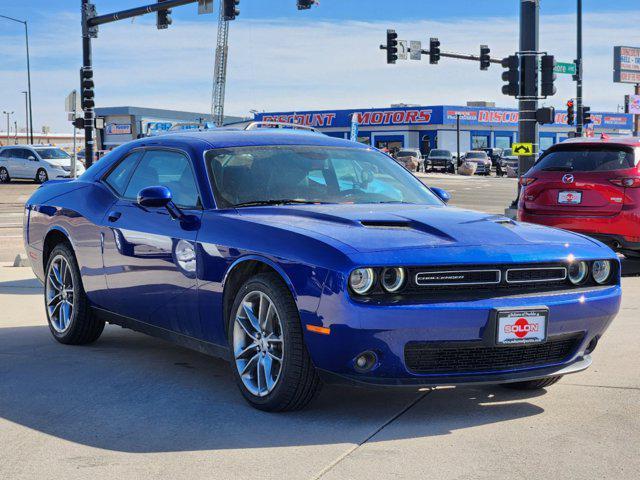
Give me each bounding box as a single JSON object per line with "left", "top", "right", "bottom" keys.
{"left": 575, "top": 0, "right": 583, "bottom": 136}
{"left": 456, "top": 114, "right": 461, "bottom": 167}
{"left": 14, "top": 121, "right": 18, "bottom": 144}
{"left": 518, "top": 0, "right": 539, "bottom": 175}
{"left": 3, "top": 111, "right": 14, "bottom": 146}
{"left": 81, "top": 0, "right": 96, "bottom": 167}
{"left": 22, "top": 91, "right": 29, "bottom": 142}
{"left": 635, "top": 83, "right": 640, "bottom": 137}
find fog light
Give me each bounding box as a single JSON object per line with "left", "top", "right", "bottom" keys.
{"left": 354, "top": 351, "right": 378, "bottom": 373}
{"left": 585, "top": 336, "right": 599, "bottom": 355}
{"left": 592, "top": 260, "right": 612, "bottom": 285}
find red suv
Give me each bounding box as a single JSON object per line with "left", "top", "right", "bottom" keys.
{"left": 518, "top": 137, "right": 640, "bottom": 257}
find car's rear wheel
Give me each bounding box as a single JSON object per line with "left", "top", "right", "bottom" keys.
{"left": 228, "top": 272, "right": 321, "bottom": 411}
{"left": 501, "top": 375, "right": 562, "bottom": 390}
{"left": 0, "top": 167, "right": 10, "bottom": 183}
{"left": 45, "top": 243, "right": 104, "bottom": 344}
{"left": 36, "top": 168, "right": 48, "bottom": 184}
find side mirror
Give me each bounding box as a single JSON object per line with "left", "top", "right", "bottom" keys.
{"left": 431, "top": 187, "right": 451, "bottom": 204}
{"left": 28, "top": 156, "right": 37, "bottom": 161}
{"left": 137, "top": 185, "right": 172, "bottom": 208}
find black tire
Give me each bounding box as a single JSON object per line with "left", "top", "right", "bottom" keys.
{"left": 36, "top": 168, "right": 48, "bottom": 184}
{"left": 0, "top": 167, "right": 10, "bottom": 183}
{"left": 44, "top": 243, "right": 104, "bottom": 345}
{"left": 228, "top": 272, "right": 322, "bottom": 411}
{"left": 501, "top": 375, "right": 562, "bottom": 390}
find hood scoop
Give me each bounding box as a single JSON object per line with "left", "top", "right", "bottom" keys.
{"left": 360, "top": 220, "right": 411, "bottom": 229}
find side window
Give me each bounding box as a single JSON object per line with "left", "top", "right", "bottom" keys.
{"left": 124, "top": 150, "right": 199, "bottom": 208}
{"left": 0, "top": 149, "right": 11, "bottom": 158}
{"left": 104, "top": 151, "right": 143, "bottom": 196}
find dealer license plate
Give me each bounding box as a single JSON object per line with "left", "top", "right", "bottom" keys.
{"left": 558, "top": 191, "right": 582, "bottom": 204}
{"left": 496, "top": 308, "right": 548, "bottom": 345}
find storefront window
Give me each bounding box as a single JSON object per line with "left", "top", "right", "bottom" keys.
{"left": 494, "top": 136, "right": 512, "bottom": 149}
{"left": 472, "top": 135, "right": 489, "bottom": 149}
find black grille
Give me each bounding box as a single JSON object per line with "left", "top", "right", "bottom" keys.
{"left": 506, "top": 267, "right": 566, "bottom": 283}
{"left": 404, "top": 334, "right": 583, "bottom": 374}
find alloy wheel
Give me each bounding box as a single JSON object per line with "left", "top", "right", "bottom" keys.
{"left": 46, "top": 255, "right": 74, "bottom": 333}
{"left": 233, "top": 290, "right": 284, "bottom": 397}
{"left": 38, "top": 169, "right": 48, "bottom": 183}
{"left": 0, "top": 168, "right": 8, "bottom": 182}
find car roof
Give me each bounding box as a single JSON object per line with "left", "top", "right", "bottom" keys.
{"left": 558, "top": 136, "right": 640, "bottom": 147}
{"left": 132, "top": 129, "right": 370, "bottom": 151}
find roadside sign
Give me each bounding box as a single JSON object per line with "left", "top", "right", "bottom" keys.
{"left": 554, "top": 62, "right": 576, "bottom": 75}
{"left": 397, "top": 40, "right": 408, "bottom": 60}
{"left": 65, "top": 90, "right": 81, "bottom": 114}
{"left": 197, "top": 0, "right": 214, "bottom": 14}
{"left": 614, "top": 46, "right": 640, "bottom": 84}
{"left": 410, "top": 41, "right": 422, "bottom": 60}
{"left": 512, "top": 143, "right": 534, "bottom": 156}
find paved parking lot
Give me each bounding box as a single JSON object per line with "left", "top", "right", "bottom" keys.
{"left": 1, "top": 174, "right": 639, "bottom": 480}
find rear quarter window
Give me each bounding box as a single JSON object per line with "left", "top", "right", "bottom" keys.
{"left": 533, "top": 146, "right": 636, "bottom": 172}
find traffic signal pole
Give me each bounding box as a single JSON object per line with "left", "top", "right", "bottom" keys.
{"left": 575, "top": 0, "right": 583, "bottom": 136}
{"left": 518, "top": 0, "right": 539, "bottom": 176}
{"left": 81, "top": 0, "right": 95, "bottom": 167}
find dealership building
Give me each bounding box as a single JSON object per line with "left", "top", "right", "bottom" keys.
{"left": 256, "top": 104, "right": 634, "bottom": 154}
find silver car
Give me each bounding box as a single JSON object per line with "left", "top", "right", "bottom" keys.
{"left": 0, "top": 146, "right": 85, "bottom": 183}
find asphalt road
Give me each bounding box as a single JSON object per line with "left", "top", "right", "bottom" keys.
{"left": 1, "top": 265, "right": 639, "bottom": 479}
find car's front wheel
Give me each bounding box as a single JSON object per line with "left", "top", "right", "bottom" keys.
{"left": 228, "top": 272, "right": 321, "bottom": 411}
{"left": 45, "top": 243, "right": 105, "bottom": 344}
{"left": 0, "top": 167, "right": 10, "bottom": 183}
{"left": 501, "top": 375, "right": 562, "bottom": 390}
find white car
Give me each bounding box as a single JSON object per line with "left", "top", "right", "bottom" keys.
{"left": 0, "top": 146, "right": 85, "bottom": 183}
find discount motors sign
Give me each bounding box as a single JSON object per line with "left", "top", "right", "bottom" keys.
{"left": 614, "top": 46, "right": 640, "bottom": 84}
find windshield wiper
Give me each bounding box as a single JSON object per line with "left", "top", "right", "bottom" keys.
{"left": 233, "top": 199, "right": 331, "bottom": 208}
{"left": 542, "top": 166, "right": 574, "bottom": 172}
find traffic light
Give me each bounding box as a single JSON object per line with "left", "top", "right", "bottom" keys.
{"left": 386, "top": 29, "right": 398, "bottom": 64}
{"left": 429, "top": 38, "right": 441, "bottom": 64}
{"left": 582, "top": 106, "right": 591, "bottom": 125}
{"left": 80, "top": 67, "right": 95, "bottom": 110}
{"left": 223, "top": 0, "right": 240, "bottom": 20}
{"left": 297, "top": 0, "right": 316, "bottom": 9}
{"left": 540, "top": 54, "right": 557, "bottom": 97}
{"left": 501, "top": 55, "right": 520, "bottom": 97}
{"left": 156, "top": 1, "right": 172, "bottom": 30}
{"left": 479, "top": 45, "right": 491, "bottom": 70}
{"left": 566, "top": 100, "right": 575, "bottom": 125}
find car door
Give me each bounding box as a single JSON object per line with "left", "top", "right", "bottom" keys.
{"left": 101, "top": 148, "right": 204, "bottom": 337}
{"left": 22, "top": 149, "right": 41, "bottom": 179}
{"left": 5, "top": 148, "right": 26, "bottom": 178}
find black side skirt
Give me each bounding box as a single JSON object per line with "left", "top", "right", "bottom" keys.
{"left": 92, "top": 307, "right": 230, "bottom": 360}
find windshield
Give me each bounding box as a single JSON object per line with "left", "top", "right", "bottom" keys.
{"left": 466, "top": 152, "right": 486, "bottom": 159}
{"left": 429, "top": 150, "right": 451, "bottom": 157}
{"left": 532, "top": 146, "right": 637, "bottom": 173}
{"left": 35, "top": 148, "right": 70, "bottom": 160}
{"left": 396, "top": 150, "right": 419, "bottom": 157}
{"left": 206, "top": 145, "right": 443, "bottom": 208}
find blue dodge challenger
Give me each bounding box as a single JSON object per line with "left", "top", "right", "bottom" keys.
{"left": 23, "top": 127, "right": 621, "bottom": 411}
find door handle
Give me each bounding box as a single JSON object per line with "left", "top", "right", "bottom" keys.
{"left": 107, "top": 211, "right": 122, "bottom": 222}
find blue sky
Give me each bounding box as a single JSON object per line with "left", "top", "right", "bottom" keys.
{"left": 2, "top": 1, "right": 640, "bottom": 132}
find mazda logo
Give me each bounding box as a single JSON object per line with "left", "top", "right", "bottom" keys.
{"left": 562, "top": 174, "right": 575, "bottom": 184}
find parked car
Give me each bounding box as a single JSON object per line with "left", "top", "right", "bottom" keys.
{"left": 426, "top": 149, "right": 456, "bottom": 173}
{"left": 395, "top": 148, "right": 424, "bottom": 172}
{"left": 498, "top": 148, "right": 519, "bottom": 176}
{"left": 519, "top": 136, "right": 640, "bottom": 258}
{"left": 481, "top": 148, "right": 504, "bottom": 167}
{"left": 24, "top": 128, "right": 620, "bottom": 411}
{"left": 464, "top": 150, "right": 492, "bottom": 175}
{"left": 0, "top": 145, "right": 85, "bottom": 183}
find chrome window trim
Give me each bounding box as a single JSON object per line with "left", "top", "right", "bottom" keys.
{"left": 415, "top": 269, "right": 502, "bottom": 287}
{"left": 505, "top": 267, "right": 567, "bottom": 284}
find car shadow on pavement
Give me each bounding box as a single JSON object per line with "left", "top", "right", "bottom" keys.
{"left": 0, "top": 277, "right": 42, "bottom": 294}
{"left": 0, "top": 324, "right": 545, "bottom": 453}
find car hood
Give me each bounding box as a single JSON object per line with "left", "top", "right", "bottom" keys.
{"left": 236, "top": 204, "right": 601, "bottom": 254}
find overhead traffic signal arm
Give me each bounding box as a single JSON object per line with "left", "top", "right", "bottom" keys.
{"left": 297, "top": 0, "right": 317, "bottom": 9}
{"left": 222, "top": 0, "right": 240, "bottom": 20}
{"left": 156, "top": 0, "right": 173, "bottom": 29}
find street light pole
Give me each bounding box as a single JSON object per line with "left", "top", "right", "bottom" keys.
{"left": 22, "top": 91, "right": 28, "bottom": 141}
{"left": 0, "top": 15, "right": 34, "bottom": 144}
{"left": 3, "top": 111, "right": 14, "bottom": 146}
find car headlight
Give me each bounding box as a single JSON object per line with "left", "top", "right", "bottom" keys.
{"left": 592, "top": 260, "right": 612, "bottom": 285}
{"left": 381, "top": 267, "right": 406, "bottom": 293}
{"left": 349, "top": 268, "right": 375, "bottom": 295}
{"left": 568, "top": 261, "right": 589, "bottom": 285}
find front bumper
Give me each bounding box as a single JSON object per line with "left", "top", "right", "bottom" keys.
{"left": 304, "top": 283, "right": 620, "bottom": 387}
